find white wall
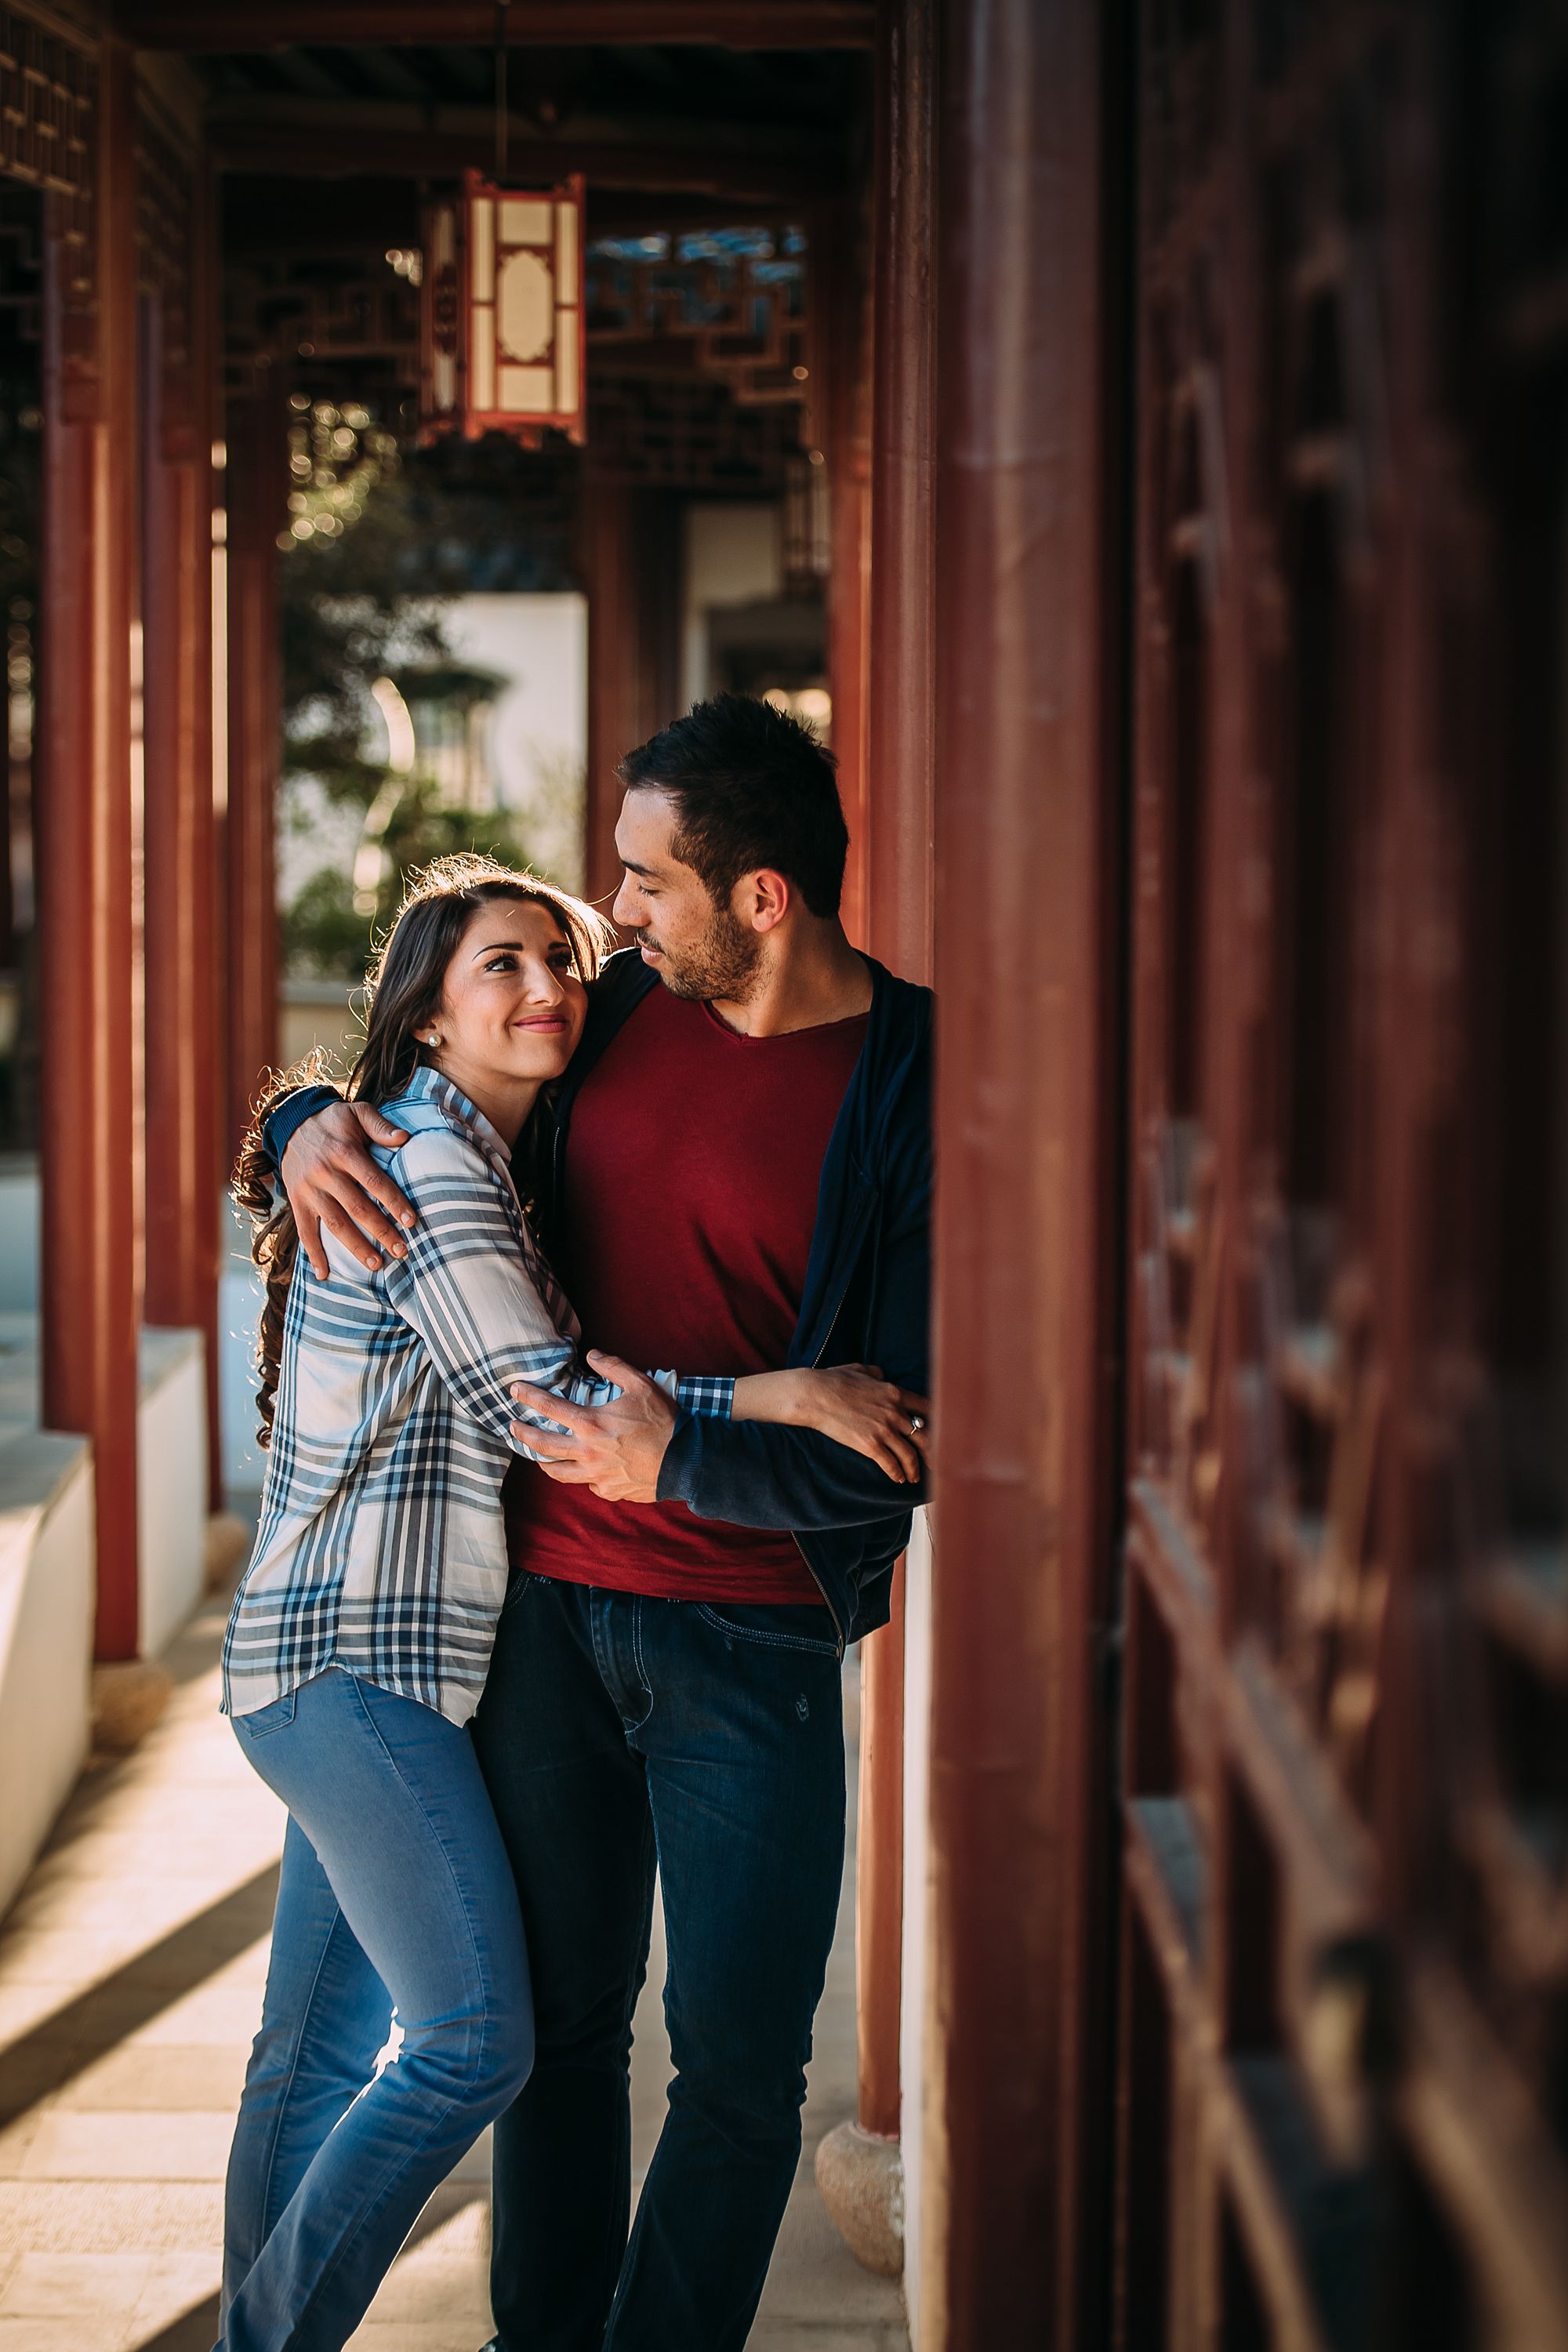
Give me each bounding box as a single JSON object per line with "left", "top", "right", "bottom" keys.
{"left": 222, "top": 1198, "right": 268, "bottom": 1499}
{"left": 0, "top": 1162, "right": 38, "bottom": 1313}
{"left": 279, "top": 981, "right": 367, "bottom": 1082}
{"left": 0, "top": 1192, "right": 213, "bottom": 1915}
{"left": 0, "top": 1324, "right": 212, "bottom": 1914}
{"left": 681, "top": 504, "right": 784, "bottom": 711}
{"left": 278, "top": 592, "right": 590, "bottom": 914}
{"left": 137, "top": 1330, "right": 208, "bottom": 1657}
{"left": 0, "top": 1170, "right": 219, "bottom": 1623}
{"left": 0, "top": 1435, "right": 93, "bottom": 1915}
{"left": 900, "top": 1507, "right": 934, "bottom": 2346}
{"left": 443, "top": 592, "right": 588, "bottom": 891}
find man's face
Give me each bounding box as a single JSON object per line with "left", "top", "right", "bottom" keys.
{"left": 611, "top": 787, "right": 763, "bottom": 1003}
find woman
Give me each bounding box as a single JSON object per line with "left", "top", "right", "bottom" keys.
{"left": 217, "top": 854, "right": 926, "bottom": 2352}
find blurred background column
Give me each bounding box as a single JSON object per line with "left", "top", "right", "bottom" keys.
{"left": 816, "top": 0, "right": 938, "bottom": 2290}
{"left": 582, "top": 474, "right": 681, "bottom": 916}
{"left": 924, "top": 0, "right": 1124, "bottom": 2340}
{"left": 821, "top": 187, "right": 872, "bottom": 950}
{"left": 142, "top": 153, "right": 223, "bottom": 1504}
{"left": 224, "top": 374, "right": 282, "bottom": 1155}
{"left": 37, "top": 34, "right": 141, "bottom": 1662}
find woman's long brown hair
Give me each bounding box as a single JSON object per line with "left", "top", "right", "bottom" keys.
{"left": 233, "top": 854, "right": 615, "bottom": 1448}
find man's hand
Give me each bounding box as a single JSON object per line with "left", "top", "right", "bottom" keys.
{"left": 280, "top": 1099, "right": 417, "bottom": 1279}
{"left": 510, "top": 1353, "right": 677, "bottom": 1501}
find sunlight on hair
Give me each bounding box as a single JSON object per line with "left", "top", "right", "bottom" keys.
{"left": 394, "top": 850, "right": 540, "bottom": 913}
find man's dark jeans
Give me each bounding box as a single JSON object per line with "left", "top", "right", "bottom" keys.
{"left": 470, "top": 1572, "right": 847, "bottom": 2352}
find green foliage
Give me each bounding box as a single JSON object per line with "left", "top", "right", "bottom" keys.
{"left": 278, "top": 430, "right": 564, "bottom": 982}
{"left": 282, "top": 778, "right": 539, "bottom": 983}
{"left": 280, "top": 586, "right": 448, "bottom": 808}
{"left": 280, "top": 867, "right": 371, "bottom": 981}
{"left": 278, "top": 414, "right": 588, "bottom": 985}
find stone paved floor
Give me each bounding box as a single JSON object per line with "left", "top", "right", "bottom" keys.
{"left": 0, "top": 1584, "right": 909, "bottom": 2352}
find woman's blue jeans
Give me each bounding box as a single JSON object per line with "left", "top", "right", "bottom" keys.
{"left": 218, "top": 1668, "right": 532, "bottom": 2352}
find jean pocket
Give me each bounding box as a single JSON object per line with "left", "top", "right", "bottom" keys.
{"left": 694, "top": 1602, "right": 840, "bottom": 1657}
{"left": 234, "top": 1688, "right": 298, "bottom": 1740}
{"left": 501, "top": 1568, "right": 556, "bottom": 1614}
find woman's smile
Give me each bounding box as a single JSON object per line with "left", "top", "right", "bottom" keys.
{"left": 413, "top": 898, "right": 590, "bottom": 1138}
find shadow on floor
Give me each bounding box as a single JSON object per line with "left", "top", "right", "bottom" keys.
{"left": 128, "top": 2185, "right": 488, "bottom": 2352}
{"left": 0, "top": 1863, "right": 280, "bottom": 2129}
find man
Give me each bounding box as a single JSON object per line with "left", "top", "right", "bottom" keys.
{"left": 270, "top": 693, "right": 931, "bottom": 2350}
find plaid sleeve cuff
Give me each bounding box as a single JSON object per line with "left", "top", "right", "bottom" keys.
{"left": 674, "top": 1373, "right": 735, "bottom": 1421}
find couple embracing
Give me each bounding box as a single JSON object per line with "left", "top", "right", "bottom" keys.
{"left": 215, "top": 693, "right": 933, "bottom": 2352}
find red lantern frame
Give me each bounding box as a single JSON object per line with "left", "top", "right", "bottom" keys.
{"left": 419, "top": 169, "right": 587, "bottom": 447}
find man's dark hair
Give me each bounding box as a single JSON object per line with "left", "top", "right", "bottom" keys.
{"left": 618, "top": 691, "right": 848, "bottom": 917}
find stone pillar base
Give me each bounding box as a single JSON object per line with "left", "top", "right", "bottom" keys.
{"left": 815, "top": 2119, "right": 904, "bottom": 2277}
{"left": 91, "top": 1660, "right": 173, "bottom": 1751}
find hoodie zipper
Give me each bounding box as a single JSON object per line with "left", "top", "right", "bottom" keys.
{"left": 789, "top": 1260, "right": 862, "bottom": 1659}
{"left": 790, "top": 1538, "right": 845, "bottom": 1661}
{"left": 786, "top": 1174, "right": 883, "bottom": 1658}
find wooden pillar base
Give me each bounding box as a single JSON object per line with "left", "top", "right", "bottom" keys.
{"left": 91, "top": 1661, "right": 174, "bottom": 1752}
{"left": 204, "top": 1510, "right": 252, "bottom": 1597}
{"left": 816, "top": 2120, "right": 905, "bottom": 2277}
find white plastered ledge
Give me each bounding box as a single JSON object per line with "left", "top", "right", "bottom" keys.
{"left": 0, "top": 1422, "right": 94, "bottom": 1918}
{"left": 0, "top": 1312, "right": 211, "bottom": 1916}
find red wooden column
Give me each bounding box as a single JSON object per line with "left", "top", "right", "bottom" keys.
{"left": 858, "top": 0, "right": 938, "bottom": 2152}
{"left": 37, "top": 37, "right": 142, "bottom": 1660}
{"left": 583, "top": 472, "right": 638, "bottom": 913}
{"left": 822, "top": 195, "right": 873, "bottom": 949}
{"left": 143, "top": 161, "right": 222, "bottom": 1502}
{"left": 224, "top": 380, "right": 281, "bottom": 1156}
{"left": 866, "top": 0, "right": 938, "bottom": 989}
{"left": 924, "top": 0, "right": 1124, "bottom": 2343}
{"left": 815, "top": 11, "right": 935, "bottom": 2274}
{"left": 581, "top": 474, "right": 681, "bottom": 916}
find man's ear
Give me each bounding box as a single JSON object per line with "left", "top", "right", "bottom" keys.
{"left": 746, "top": 867, "right": 792, "bottom": 933}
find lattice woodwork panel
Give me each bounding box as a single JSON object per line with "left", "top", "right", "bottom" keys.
{"left": 586, "top": 224, "right": 810, "bottom": 412}
{"left": 0, "top": 181, "right": 40, "bottom": 343}
{"left": 135, "top": 107, "right": 195, "bottom": 458}
{"left": 1417, "top": 0, "right": 1568, "bottom": 2218}
{"left": 224, "top": 252, "right": 421, "bottom": 395}
{"left": 221, "top": 219, "right": 818, "bottom": 502}
{"left": 0, "top": 12, "right": 90, "bottom": 196}
{"left": 0, "top": 14, "right": 94, "bottom": 422}
{"left": 586, "top": 372, "right": 804, "bottom": 492}
{"left": 1116, "top": 4, "right": 1568, "bottom": 2347}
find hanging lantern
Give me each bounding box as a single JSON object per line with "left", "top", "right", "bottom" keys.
{"left": 420, "top": 169, "right": 586, "bottom": 447}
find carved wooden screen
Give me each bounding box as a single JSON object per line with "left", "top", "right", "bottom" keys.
{"left": 1115, "top": 2, "right": 1568, "bottom": 2346}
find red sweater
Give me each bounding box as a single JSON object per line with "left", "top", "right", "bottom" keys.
{"left": 506, "top": 982, "right": 868, "bottom": 1602}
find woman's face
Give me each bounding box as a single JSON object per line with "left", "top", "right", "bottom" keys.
{"left": 427, "top": 898, "right": 587, "bottom": 1102}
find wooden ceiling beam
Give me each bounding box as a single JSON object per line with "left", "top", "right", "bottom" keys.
{"left": 122, "top": 2, "right": 874, "bottom": 51}
{"left": 209, "top": 118, "right": 838, "bottom": 199}
{"left": 204, "top": 95, "right": 835, "bottom": 166}
{"left": 218, "top": 176, "right": 798, "bottom": 250}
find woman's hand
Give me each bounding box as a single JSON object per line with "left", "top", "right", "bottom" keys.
{"left": 732, "top": 1363, "right": 931, "bottom": 1483}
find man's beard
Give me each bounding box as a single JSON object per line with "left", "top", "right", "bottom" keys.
{"left": 646, "top": 902, "right": 764, "bottom": 1003}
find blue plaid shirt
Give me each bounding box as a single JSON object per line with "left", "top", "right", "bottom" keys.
{"left": 223, "top": 1067, "right": 733, "bottom": 1726}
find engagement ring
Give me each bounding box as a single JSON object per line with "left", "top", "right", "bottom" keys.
{"left": 909, "top": 1414, "right": 925, "bottom": 1435}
